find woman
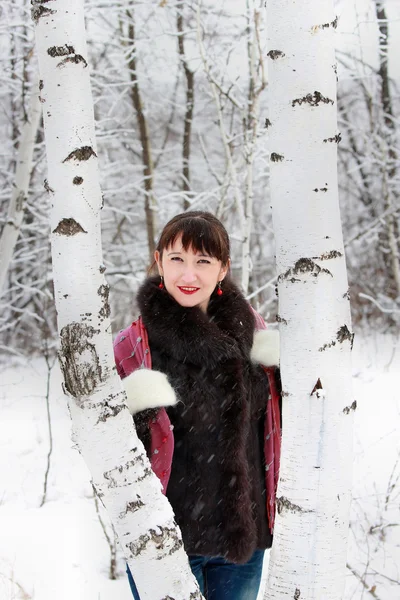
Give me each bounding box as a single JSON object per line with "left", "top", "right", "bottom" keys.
{"left": 114, "top": 211, "right": 281, "bottom": 600}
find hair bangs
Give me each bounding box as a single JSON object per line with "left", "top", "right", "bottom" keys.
{"left": 156, "top": 211, "right": 230, "bottom": 266}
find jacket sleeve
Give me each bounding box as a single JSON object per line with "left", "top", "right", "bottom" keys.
{"left": 114, "top": 324, "right": 178, "bottom": 415}
{"left": 113, "top": 327, "right": 154, "bottom": 455}
{"left": 121, "top": 368, "right": 178, "bottom": 415}
{"left": 113, "top": 324, "right": 175, "bottom": 494}
{"left": 250, "top": 309, "right": 282, "bottom": 533}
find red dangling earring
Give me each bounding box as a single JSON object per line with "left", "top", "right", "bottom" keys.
{"left": 217, "top": 281, "right": 223, "bottom": 296}
{"left": 159, "top": 276, "right": 164, "bottom": 289}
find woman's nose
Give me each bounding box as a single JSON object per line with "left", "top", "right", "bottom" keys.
{"left": 181, "top": 267, "right": 197, "bottom": 283}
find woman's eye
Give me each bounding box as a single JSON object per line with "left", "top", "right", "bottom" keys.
{"left": 171, "top": 256, "right": 183, "bottom": 262}
{"left": 198, "top": 259, "right": 211, "bottom": 264}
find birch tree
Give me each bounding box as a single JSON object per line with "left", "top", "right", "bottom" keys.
{"left": 32, "top": 1, "right": 202, "bottom": 597}
{"left": 373, "top": 0, "right": 400, "bottom": 298}
{"left": 264, "top": 2, "right": 354, "bottom": 598}
{"left": 196, "top": 0, "right": 267, "bottom": 295}
{"left": 0, "top": 80, "right": 42, "bottom": 294}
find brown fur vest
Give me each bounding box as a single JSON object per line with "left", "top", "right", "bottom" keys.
{"left": 137, "top": 276, "right": 272, "bottom": 563}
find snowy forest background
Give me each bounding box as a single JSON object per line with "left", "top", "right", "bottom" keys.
{"left": 0, "top": 0, "right": 399, "bottom": 599}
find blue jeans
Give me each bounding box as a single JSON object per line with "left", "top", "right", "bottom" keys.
{"left": 126, "top": 549, "right": 264, "bottom": 600}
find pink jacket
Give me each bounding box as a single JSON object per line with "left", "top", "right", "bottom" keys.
{"left": 114, "top": 312, "right": 281, "bottom": 532}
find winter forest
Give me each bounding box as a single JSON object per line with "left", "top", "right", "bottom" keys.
{"left": 0, "top": 0, "right": 399, "bottom": 599}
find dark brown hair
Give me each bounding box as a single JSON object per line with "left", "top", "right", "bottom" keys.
{"left": 155, "top": 211, "right": 230, "bottom": 266}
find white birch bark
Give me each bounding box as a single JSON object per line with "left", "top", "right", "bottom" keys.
{"left": 0, "top": 82, "right": 42, "bottom": 294}
{"left": 32, "top": 2, "right": 202, "bottom": 598}
{"left": 264, "top": 2, "right": 354, "bottom": 599}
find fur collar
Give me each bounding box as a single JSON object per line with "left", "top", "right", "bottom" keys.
{"left": 137, "top": 276, "right": 255, "bottom": 367}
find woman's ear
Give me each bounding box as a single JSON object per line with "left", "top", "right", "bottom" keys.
{"left": 219, "top": 258, "right": 230, "bottom": 281}
{"left": 154, "top": 250, "right": 163, "bottom": 275}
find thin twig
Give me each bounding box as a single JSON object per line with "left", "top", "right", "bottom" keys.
{"left": 93, "top": 488, "right": 118, "bottom": 580}
{"left": 40, "top": 345, "right": 56, "bottom": 508}
{"left": 346, "top": 563, "right": 381, "bottom": 599}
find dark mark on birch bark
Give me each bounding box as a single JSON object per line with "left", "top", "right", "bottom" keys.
{"left": 38, "top": 79, "right": 45, "bottom": 103}
{"left": 15, "top": 191, "right": 25, "bottom": 212}
{"left": 343, "top": 400, "right": 357, "bottom": 414}
{"left": 96, "top": 400, "right": 124, "bottom": 423}
{"left": 265, "top": 118, "right": 272, "bottom": 128}
{"left": 127, "top": 527, "right": 183, "bottom": 559}
{"left": 63, "top": 146, "right": 97, "bottom": 163}
{"left": 99, "top": 264, "right": 106, "bottom": 274}
{"left": 337, "top": 325, "right": 355, "bottom": 349}
{"left": 319, "top": 340, "right": 336, "bottom": 352}
{"left": 137, "top": 467, "right": 153, "bottom": 483}
{"left": 31, "top": 1, "right": 56, "bottom": 24}
{"left": 124, "top": 499, "right": 145, "bottom": 516}
{"left": 276, "top": 496, "right": 313, "bottom": 515}
{"left": 73, "top": 176, "right": 83, "bottom": 185}
{"left": 58, "top": 54, "right": 87, "bottom": 68}
{"left": 279, "top": 258, "right": 332, "bottom": 283}
{"left": 98, "top": 284, "right": 111, "bottom": 320}
{"left": 318, "top": 250, "right": 343, "bottom": 260}
{"left": 276, "top": 315, "right": 288, "bottom": 325}
{"left": 267, "top": 50, "right": 285, "bottom": 60}
{"left": 59, "top": 323, "right": 102, "bottom": 398}
{"left": 294, "top": 589, "right": 301, "bottom": 600}
{"left": 104, "top": 459, "right": 147, "bottom": 488}
{"left": 320, "top": 325, "right": 354, "bottom": 352}
{"left": 48, "top": 44, "right": 75, "bottom": 57}
{"left": 314, "top": 16, "right": 338, "bottom": 31}
{"left": 271, "top": 152, "right": 284, "bottom": 162}
{"left": 47, "top": 44, "right": 88, "bottom": 68}
{"left": 53, "top": 218, "right": 87, "bottom": 236}
{"left": 292, "top": 91, "right": 334, "bottom": 107}
{"left": 323, "top": 133, "right": 342, "bottom": 144}
{"left": 44, "top": 179, "right": 54, "bottom": 193}
{"left": 311, "top": 378, "right": 323, "bottom": 395}
{"left": 313, "top": 187, "right": 328, "bottom": 192}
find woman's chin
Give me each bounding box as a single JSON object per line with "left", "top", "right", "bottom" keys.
{"left": 169, "top": 288, "right": 209, "bottom": 311}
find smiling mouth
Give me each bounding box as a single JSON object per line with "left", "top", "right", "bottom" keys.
{"left": 178, "top": 286, "right": 200, "bottom": 295}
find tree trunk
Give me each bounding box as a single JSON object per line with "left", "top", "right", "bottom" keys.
{"left": 241, "top": 2, "right": 266, "bottom": 295}
{"left": 374, "top": 0, "right": 400, "bottom": 298}
{"left": 32, "top": 2, "right": 202, "bottom": 598}
{"left": 0, "top": 80, "right": 42, "bottom": 294}
{"left": 125, "top": 6, "right": 158, "bottom": 262}
{"left": 264, "top": 2, "right": 354, "bottom": 598}
{"left": 177, "top": 1, "right": 195, "bottom": 211}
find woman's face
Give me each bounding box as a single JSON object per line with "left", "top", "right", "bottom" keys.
{"left": 155, "top": 235, "right": 229, "bottom": 312}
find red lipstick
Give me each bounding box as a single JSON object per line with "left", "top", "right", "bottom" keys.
{"left": 178, "top": 286, "right": 199, "bottom": 295}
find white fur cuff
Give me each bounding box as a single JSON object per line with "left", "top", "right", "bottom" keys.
{"left": 122, "top": 369, "right": 177, "bottom": 415}
{"left": 251, "top": 329, "right": 280, "bottom": 367}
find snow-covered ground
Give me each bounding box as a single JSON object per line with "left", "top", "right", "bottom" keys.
{"left": 0, "top": 332, "right": 399, "bottom": 600}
